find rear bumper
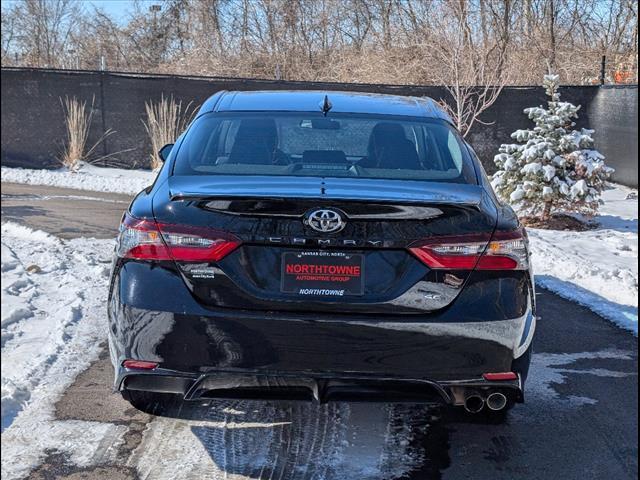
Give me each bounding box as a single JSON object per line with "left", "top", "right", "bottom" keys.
{"left": 117, "top": 367, "right": 523, "bottom": 406}
{"left": 108, "top": 261, "right": 535, "bottom": 404}
{"left": 109, "top": 302, "right": 534, "bottom": 384}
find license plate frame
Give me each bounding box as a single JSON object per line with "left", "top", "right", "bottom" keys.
{"left": 281, "top": 251, "right": 364, "bottom": 296}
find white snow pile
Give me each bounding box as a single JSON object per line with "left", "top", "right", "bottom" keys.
{"left": 1, "top": 223, "right": 124, "bottom": 479}
{"left": 1, "top": 162, "right": 156, "bottom": 196}
{"left": 528, "top": 184, "right": 638, "bottom": 335}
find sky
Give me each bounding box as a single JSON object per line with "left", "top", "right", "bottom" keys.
{"left": 0, "top": 0, "right": 619, "bottom": 28}
{"left": 86, "top": 0, "right": 146, "bottom": 22}
{"left": 1, "top": 0, "right": 618, "bottom": 23}
{"left": 85, "top": 0, "right": 161, "bottom": 24}
{"left": 1, "top": 0, "right": 160, "bottom": 25}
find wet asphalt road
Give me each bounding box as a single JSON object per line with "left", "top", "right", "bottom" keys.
{"left": 1, "top": 183, "right": 131, "bottom": 239}
{"left": 1, "top": 182, "right": 638, "bottom": 480}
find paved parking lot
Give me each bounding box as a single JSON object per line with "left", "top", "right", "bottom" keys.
{"left": 2, "top": 182, "right": 637, "bottom": 480}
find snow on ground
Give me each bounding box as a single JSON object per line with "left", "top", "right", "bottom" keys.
{"left": 528, "top": 184, "right": 638, "bottom": 335}
{"left": 1, "top": 223, "right": 125, "bottom": 479}
{"left": 524, "top": 348, "right": 635, "bottom": 408}
{"left": 1, "top": 162, "right": 155, "bottom": 195}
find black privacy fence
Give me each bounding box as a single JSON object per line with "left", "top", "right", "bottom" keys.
{"left": 1, "top": 67, "right": 637, "bottom": 187}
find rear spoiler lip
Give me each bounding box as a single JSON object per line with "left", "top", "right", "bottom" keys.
{"left": 168, "top": 176, "right": 484, "bottom": 207}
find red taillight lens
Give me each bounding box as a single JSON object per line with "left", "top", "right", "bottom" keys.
{"left": 156, "top": 223, "right": 241, "bottom": 262}
{"left": 482, "top": 372, "right": 518, "bottom": 381}
{"left": 123, "top": 359, "right": 158, "bottom": 370}
{"left": 409, "top": 228, "right": 528, "bottom": 271}
{"left": 409, "top": 233, "right": 490, "bottom": 269}
{"left": 117, "top": 213, "right": 240, "bottom": 262}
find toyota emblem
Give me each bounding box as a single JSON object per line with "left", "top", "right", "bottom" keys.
{"left": 306, "top": 208, "right": 345, "bottom": 233}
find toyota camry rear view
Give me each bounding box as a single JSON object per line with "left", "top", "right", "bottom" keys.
{"left": 108, "top": 90, "right": 536, "bottom": 417}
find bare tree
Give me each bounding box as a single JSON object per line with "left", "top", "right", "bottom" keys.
{"left": 2, "top": 0, "right": 637, "bottom": 85}
{"left": 13, "top": 0, "right": 80, "bottom": 67}
{"left": 1, "top": 4, "right": 19, "bottom": 65}
{"left": 429, "top": 1, "right": 511, "bottom": 137}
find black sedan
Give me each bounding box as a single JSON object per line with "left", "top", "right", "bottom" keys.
{"left": 108, "top": 90, "right": 535, "bottom": 418}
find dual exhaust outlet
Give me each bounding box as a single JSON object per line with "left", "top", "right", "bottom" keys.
{"left": 463, "top": 390, "right": 508, "bottom": 413}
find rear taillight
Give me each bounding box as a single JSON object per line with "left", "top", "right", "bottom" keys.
{"left": 123, "top": 359, "right": 159, "bottom": 370}
{"left": 117, "top": 213, "right": 240, "bottom": 262}
{"left": 483, "top": 372, "right": 518, "bottom": 381}
{"left": 409, "top": 228, "right": 529, "bottom": 270}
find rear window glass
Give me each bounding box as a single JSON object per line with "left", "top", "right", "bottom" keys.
{"left": 173, "top": 112, "right": 477, "bottom": 184}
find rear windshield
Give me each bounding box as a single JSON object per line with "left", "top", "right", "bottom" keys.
{"left": 172, "top": 112, "right": 477, "bottom": 184}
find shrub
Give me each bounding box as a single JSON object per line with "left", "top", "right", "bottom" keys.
{"left": 492, "top": 74, "right": 614, "bottom": 220}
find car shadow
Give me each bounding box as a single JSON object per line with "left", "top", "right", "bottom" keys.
{"left": 136, "top": 395, "right": 452, "bottom": 479}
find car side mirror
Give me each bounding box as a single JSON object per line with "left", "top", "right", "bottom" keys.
{"left": 158, "top": 143, "right": 174, "bottom": 162}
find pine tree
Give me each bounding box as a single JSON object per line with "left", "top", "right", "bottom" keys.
{"left": 492, "top": 74, "right": 613, "bottom": 220}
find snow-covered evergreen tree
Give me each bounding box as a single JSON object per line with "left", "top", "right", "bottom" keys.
{"left": 492, "top": 74, "right": 613, "bottom": 220}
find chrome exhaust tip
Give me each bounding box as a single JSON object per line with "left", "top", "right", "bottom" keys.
{"left": 463, "top": 393, "right": 485, "bottom": 413}
{"left": 486, "top": 392, "right": 508, "bottom": 411}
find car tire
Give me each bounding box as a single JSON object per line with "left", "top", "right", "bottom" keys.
{"left": 120, "top": 390, "right": 175, "bottom": 414}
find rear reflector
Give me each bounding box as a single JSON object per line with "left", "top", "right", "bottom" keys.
{"left": 116, "top": 213, "right": 240, "bottom": 262}
{"left": 409, "top": 228, "right": 529, "bottom": 271}
{"left": 482, "top": 372, "right": 518, "bottom": 381}
{"left": 123, "top": 359, "right": 159, "bottom": 370}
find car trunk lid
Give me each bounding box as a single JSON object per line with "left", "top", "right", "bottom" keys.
{"left": 151, "top": 176, "right": 497, "bottom": 314}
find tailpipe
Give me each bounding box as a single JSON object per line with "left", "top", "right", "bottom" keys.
{"left": 486, "top": 391, "right": 508, "bottom": 411}
{"left": 463, "top": 392, "right": 485, "bottom": 413}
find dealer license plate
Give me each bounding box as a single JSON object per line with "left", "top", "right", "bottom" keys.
{"left": 281, "top": 251, "right": 364, "bottom": 296}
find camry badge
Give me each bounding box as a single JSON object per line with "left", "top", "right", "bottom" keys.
{"left": 306, "top": 208, "right": 345, "bottom": 233}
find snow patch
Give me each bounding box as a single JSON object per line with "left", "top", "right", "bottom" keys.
{"left": 529, "top": 184, "right": 638, "bottom": 335}
{"left": 510, "top": 186, "right": 525, "bottom": 202}
{"left": 1, "top": 222, "right": 124, "bottom": 479}
{"left": 1, "top": 163, "right": 156, "bottom": 196}
{"left": 526, "top": 349, "right": 635, "bottom": 407}
{"left": 570, "top": 179, "right": 588, "bottom": 198}
{"left": 542, "top": 164, "right": 556, "bottom": 181}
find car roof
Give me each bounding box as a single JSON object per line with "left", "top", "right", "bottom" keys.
{"left": 198, "top": 90, "right": 452, "bottom": 122}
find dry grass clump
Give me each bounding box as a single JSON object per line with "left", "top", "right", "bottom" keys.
{"left": 60, "top": 96, "right": 113, "bottom": 171}
{"left": 60, "top": 96, "right": 92, "bottom": 170}
{"left": 142, "top": 95, "right": 195, "bottom": 170}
